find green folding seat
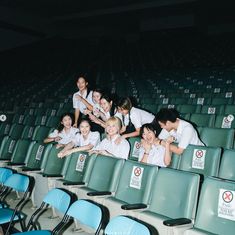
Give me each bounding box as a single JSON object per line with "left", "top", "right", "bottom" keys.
{"left": 34, "top": 107, "right": 46, "bottom": 116}
{"left": 34, "top": 115, "right": 48, "bottom": 126}
{"left": 128, "top": 137, "right": 142, "bottom": 161}
{"left": 218, "top": 149, "right": 235, "bottom": 181}
{"left": 190, "top": 113, "right": 215, "bottom": 127}
{"left": 58, "top": 151, "right": 96, "bottom": 185}
{"left": 200, "top": 127, "right": 234, "bottom": 149}
{"left": 168, "top": 153, "right": 180, "bottom": 169}
{"left": 0, "top": 136, "right": 17, "bottom": 161}
{"left": 22, "top": 115, "right": 36, "bottom": 126}
{"left": 172, "top": 97, "right": 188, "bottom": 105}
{"left": 45, "top": 108, "right": 57, "bottom": 117}
{"left": 177, "top": 104, "right": 201, "bottom": 114}
{"left": 31, "top": 125, "right": 51, "bottom": 142}
{"left": 178, "top": 177, "right": 235, "bottom": 235}
{"left": 21, "top": 125, "right": 35, "bottom": 139}
{"left": 23, "top": 107, "right": 35, "bottom": 116}
{"left": 178, "top": 144, "right": 221, "bottom": 179}
{"left": 224, "top": 104, "right": 235, "bottom": 115}
{"left": 214, "top": 114, "right": 235, "bottom": 128}
{"left": 8, "top": 139, "right": 31, "bottom": 166}
{"left": 8, "top": 123, "right": 24, "bottom": 139}
{"left": 75, "top": 155, "right": 124, "bottom": 201}
{"left": 200, "top": 105, "right": 224, "bottom": 115}
{"left": 12, "top": 113, "right": 25, "bottom": 124}
{"left": 0, "top": 123, "right": 11, "bottom": 137}
{"left": 101, "top": 160, "right": 158, "bottom": 218}
{"left": 21, "top": 142, "right": 52, "bottom": 172}
{"left": 134, "top": 168, "right": 200, "bottom": 235}
{"left": 45, "top": 116, "right": 60, "bottom": 128}
{"left": 211, "top": 97, "right": 233, "bottom": 105}
{"left": 190, "top": 97, "right": 211, "bottom": 105}
{"left": 142, "top": 104, "right": 158, "bottom": 113}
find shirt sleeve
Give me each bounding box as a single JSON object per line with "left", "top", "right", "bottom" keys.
{"left": 158, "top": 129, "right": 170, "bottom": 140}
{"left": 92, "top": 139, "right": 106, "bottom": 151}
{"left": 48, "top": 129, "right": 59, "bottom": 138}
{"left": 73, "top": 93, "right": 79, "bottom": 109}
{"left": 72, "top": 133, "right": 81, "bottom": 147}
{"left": 130, "top": 109, "right": 142, "bottom": 129}
{"left": 178, "top": 125, "right": 194, "bottom": 149}
{"left": 117, "top": 139, "right": 130, "bottom": 159}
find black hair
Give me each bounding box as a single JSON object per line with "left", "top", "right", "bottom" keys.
{"left": 100, "top": 93, "right": 116, "bottom": 116}
{"left": 57, "top": 112, "right": 74, "bottom": 132}
{"left": 155, "top": 108, "right": 179, "bottom": 124}
{"left": 76, "top": 75, "right": 91, "bottom": 98}
{"left": 79, "top": 118, "right": 91, "bottom": 127}
{"left": 117, "top": 97, "right": 132, "bottom": 111}
{"left": 140, "top": 123, "right": 157, "bottom": 138}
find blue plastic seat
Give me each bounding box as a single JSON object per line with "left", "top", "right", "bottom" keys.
{"left": 104, "top": 216, "right": 152, "bottom": 235}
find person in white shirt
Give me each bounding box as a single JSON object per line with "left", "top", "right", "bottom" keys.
{"left": 57, "top": 119, "right": 100, "bottom": 158}
{"left": 138, "top": 123, "right": 171, "bottom": 167}
{"left": 156, "top": 108, "right": 204, "bottom": 155}
{"left": 44, "top": 113, "right": 79, "bottom": 149}
{"left": 90, "top": 116, "right": 130, "bottom": 159}
{"left": 117, "top": 97, "right": 155, "bottom": 139}
{"left": 73, "top": 76, "right": 93, "bottom": 127}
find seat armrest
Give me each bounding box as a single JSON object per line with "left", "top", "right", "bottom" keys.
{"left": 163, "top": 218, "right": 192, "bottom": 226}
{"left": 63, "top": 181, "right": 85, "bottom": 186}
{"left": 87, "top": 191, "right": 112, "bottom": 196}
{"left": 121, "top": 203, "right": 147, "bottom": 210}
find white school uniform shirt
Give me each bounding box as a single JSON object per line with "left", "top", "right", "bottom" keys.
{"left": 93, "top": 134, "right": 130, "bottom": 159}
{"left": 138, "top": 144, "right": 167, "bottom": 167}
{"left": 73, "top": 90, "right": 93, "bottom": 114}
{"left": 73, "top": 131, "right": 100, "bottom": 147}
{"left": 129, "top": 107, "right": 155, "bottom": 128}
{"left": 158, "top": 119, "right": 204, "bottom": 149}
{"left": 49, "top": 127, "right": 79, "bottom": 145}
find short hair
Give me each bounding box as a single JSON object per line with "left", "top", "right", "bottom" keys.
{"left": 58, "top": 112, "right": 74, "bottom": 132}
{"left": 105, "top": 116, "right": 122, "bottom": 131}
{"left": 155, "top": 108, "right": 179, "bottom": 124}
{"left": 140, "top": 123, "right": 157, "bottom": 138}
{"left": 79, "top": 118, "right": 91, "bottom": 127}
{"left": 117, "top": 97, "right": 132, "bottom": 111}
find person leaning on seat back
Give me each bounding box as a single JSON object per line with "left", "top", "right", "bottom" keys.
{"left": 139, "top": 123, "right": 172, "bottom": 167}
{"left": 155, "top": 108, "right": 204, "bottom": 155}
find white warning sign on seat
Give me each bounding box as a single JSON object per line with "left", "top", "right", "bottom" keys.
{"left": 76, "top": 153, "right": 87, "bottom": 172}
{"left": 207, "top": 107, "right": 216, "bottom": 114}
{"left": 221, "top": 115, "right": 234, "bottom": 129}
{"left": 130, "top": 166, "right": 144, "bottom": 189}
{"left": 192, "top": 149, "right": 206, "bottom": 169}
{"left": 218, "top": 189, "right": 235, "bottom": 221}
{"left": 197, "top": 98, "right": 204, "bottom": 105}
{"left": 132, "top": 141, "right": 141, "bottom": 158}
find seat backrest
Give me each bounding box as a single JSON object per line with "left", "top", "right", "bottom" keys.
{"left": 148, "top": 168, "right": 200, "bottom": 220}
{"left": 178, "top": 104, "right": 201, "bottom": 114}
{"left": 0, "top": 136, "right": 17, "bottom": 160}
{"left": 43, "top": 188, "right": 72, "bottom": 214}
{"left": 66, "top": 199, "right": 103, "bottom": 233}
{"left": 10, "top": 139, "right": 31, "bottom": 164}
{"left": 8, "top": 123, "right": 24, "bottom": 139}
{"left": 214, "top": 115, "right": 235, "bottom": 129}
{"left": 21, "top": 125, "right": 35, "bottom": 139}
{"left": 194, "top": 177, "right": 235, "bottom": 234}
{"left": 128, "top": 137, "right": 141, "bottom": 161}
{"left": 224, "top": 104, "right": 235, "bottom": 115}
{"left": 4, "top": 173, "right": 30, "bottom": 192}
{"left": 190, "top": 113, "right": 215, "bottom": 127}
{"left": 31, "top": 125, "right": 51, "bottom": 141}
{"left": 41, "top": 145, "right": 65, "bottom": 176}
{"left": 201, "top": 105, "right": 224, "bottom": 115}
{"left": 218, "top": 149, "right": 235, "bottom": 181}
{"left": 200, "top": 127, "right": 234, "bottom": 149}
{"left": 178, "top": 144, "right": 221, "bottom": 178}
{"left": 105, "top": 216, "right": 151, "bottom": 235}
{"left": 114, "top": 160, "right": 158, "bottom": 204}
{"left": 0, "top": 167, "right": 13, "bottom": 184}
{"left": 87, "top": 155, "right": 124, "bottom": 192}
{"left": 62, "top": 152, "right": 96, "bottom": 183}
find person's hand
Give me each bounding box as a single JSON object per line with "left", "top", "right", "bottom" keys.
{"left": 141, "top": 139, "right": 152, "bottom": 152}
{"left": 166, "top": 136, "right": 175, "bottom": 144}
{"left": 120, "top": 126, "right": 126, "bottom": 134}
{"left": 84, "top": 109, "right": 91, "bottom": 115}
{"left": 73, "top": 123, "right": 77, "bottom": 128}
{"left": 54, "top": 136, "right": 62, "bottom": 142}
{"left": 56, "top": 144, "right": 63, "bottom": 149}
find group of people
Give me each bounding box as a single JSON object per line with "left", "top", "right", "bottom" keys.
{"left": 44, "top": 75, "right": 204, "bottom": 168}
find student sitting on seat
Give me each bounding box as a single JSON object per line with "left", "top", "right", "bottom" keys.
{"left": 139, "top": 123, "right": 172, "bottom": 167}
{"left": 89, "top": 116, "right": 130, "bottom": 159}
{"left": 44, "top": 113, "right": 78, "bottom": 149}
{"left": 58, "top": 119, "right": 100, "bottom": 158}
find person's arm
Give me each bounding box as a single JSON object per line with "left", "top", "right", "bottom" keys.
{"left": 74, "top": 108, "right": 80, "bottom": 127}
{"left": 163, "top": 141, "right": 172, "bottom": 166}
{"left": 122, "top": 128, "right": 140, "bottom": 139}
{"left": 59, "top": 144, "right": 95, "bottom": 158}
{"left": 58, "top": 142, "right": 75, "bottom": 157}
{"left": 89, "top": 114, "right": 106, "bottom": 128}
{"left": 160, "top": 140, "right": 184, "bottom": 155}
{"left": 77, "top": 95, "right": 94, "bottom": 111}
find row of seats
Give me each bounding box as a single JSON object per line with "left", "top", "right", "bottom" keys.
{"left": 0, "top": 169, "right": 156, "bottom": 234}
{"left": 3, "top": 148, "right": 233, "bottom": 234}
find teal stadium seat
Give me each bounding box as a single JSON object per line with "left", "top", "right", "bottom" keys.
{"left": 200, "top": 127, "right": 234, "bottom": 149}
{"left": 218, "top": 149, "right": 235, "bottom": 181}
{"left": 190, "top": 113, "right": 215, "bottom": 127}
{"left": 180, "top": 177, "right": 235, "bottom": 235}
{"left": 135, "top": 168, "right": 200, "bottom": 235}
